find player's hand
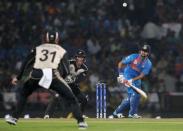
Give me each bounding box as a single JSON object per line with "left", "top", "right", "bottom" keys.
{"left": 123, "top": 79, "right": 133, "bottom": 87}
{"left": 11, "top": 77, "right": 18, "bottom": 85}
{"left": 117, "top": 75, "right": 124, "bottom": 83}
{"left": 65, "top": 74, "right": 76, "bottom": 84}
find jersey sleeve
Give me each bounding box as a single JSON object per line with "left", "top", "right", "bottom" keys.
{"left": 142, "top": 60, "right": 152, "bottom": 75}
{"left": 59, "top": 52, "right": 70, "bottom": 78}
{"left": 17, "top": 49, "right": 35, "bottom": 80}
{"left": 122, "top": 54, "right": 137, "bottom": 64}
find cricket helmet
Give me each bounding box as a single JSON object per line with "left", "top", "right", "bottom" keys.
{"left": 75, "top": 49, "right": 86, "bottom": 58}
{"left": 43, "top": 31, "right": 60, "bottom": 44}
{"left": 141, "top": 44, "right": 151, "bottom": 54}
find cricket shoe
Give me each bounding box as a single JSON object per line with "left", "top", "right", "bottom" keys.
{"left": 128, "top": 114, "right": 141, "bottom": 119}
{"left": 67, "top": 112, "right": 73, "bottom": 119}
{"left": 43, "top": 115, "right": 50, "bottom": 119}
{"left": 78, "top": 121, "right": 88, "bottom": 129}
{"left": 108, "top": 115, "right": 114, "bottom": 119}
{"left": 117, "top": 113, "right": 125, "bottom": 118}
{"left": 5, "top": 116, "right": 17, "bottom": 125}
{"left": 82, "top": 115, "right": 89, "bottom": 118}
{"left": 108, "top": 113, "right": 125, "bottom": 119}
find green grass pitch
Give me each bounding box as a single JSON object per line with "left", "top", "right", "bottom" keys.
{"left": 0, "top": 118, "right": 183, "bottom": 131}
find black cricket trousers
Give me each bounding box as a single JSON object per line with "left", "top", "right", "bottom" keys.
{"left": 12, "top": 78, "right": 84, "bottom": 122}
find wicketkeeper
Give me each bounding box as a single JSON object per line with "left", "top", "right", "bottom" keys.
{"left": 44, "top": 49, "right": 88, "bottom": 119}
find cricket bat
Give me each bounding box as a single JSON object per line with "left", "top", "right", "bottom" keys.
{"left": 129, "top": 84, "right": 147, "bottom": 99}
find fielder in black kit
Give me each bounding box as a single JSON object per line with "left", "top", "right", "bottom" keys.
{"left": 5, "top": 31, "right": 88, "bottom": 129}
{"left": 44, "top": 49, "right": 88, "bottom": 119}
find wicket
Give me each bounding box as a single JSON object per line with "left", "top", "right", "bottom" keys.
{"left": 96, "top": 82, "right": 106, "bottom": 119}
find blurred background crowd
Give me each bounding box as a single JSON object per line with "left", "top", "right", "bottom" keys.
{"left": 1, "top": 0, "right": 183, "bottom": 118}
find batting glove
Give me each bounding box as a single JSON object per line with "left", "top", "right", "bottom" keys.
{"left": 117, "top": 75, "right": 125, "bottom": 84}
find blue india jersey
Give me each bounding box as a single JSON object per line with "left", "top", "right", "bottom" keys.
{"left": 120, "top": 53, "right": 152, "bottom": 93}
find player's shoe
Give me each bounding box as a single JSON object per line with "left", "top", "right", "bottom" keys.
{"left": 78, "top": 121, "right": 88, "bottom": 129}
{"left": 117, "top": 113, "right": 125, "bottom": 118}
{"left": 128, "top": 114, "right": 141, "bottom": 118}
{"left": 108, "top": 115, "right": 114, "bottom": 119}
{"left": 44, "top": 115, "right": 50, "bottom": 119}
{"left": 5, "top": 116, "right": 17, "bottom": 125}
{"left": 82, "top": 115, "right": 89, "bottom": 118}
{"left": 24, "top": 114, "right": 30, "bottom": 119}
{"left": 108, "top": 113, "right": 125, "bottom": 119}
{"left": 66, "top": 112, "right": 73, "bottom": 119}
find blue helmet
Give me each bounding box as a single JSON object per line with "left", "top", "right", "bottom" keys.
{"left": 141, "top": 44, "right": 151, "bottom": 54}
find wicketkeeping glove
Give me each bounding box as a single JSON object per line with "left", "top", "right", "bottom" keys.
{"left": 65, "top": 74, "right": 76, "bottom": 84}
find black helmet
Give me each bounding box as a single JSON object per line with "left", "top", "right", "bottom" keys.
{"left": 43, "top": 31, "right": 60, "bottom": 44}
{"left": 75, "top": 49, "right": 86, "bottom": 58}
{"left": 141, "top": 44, "right": 151, "bottom": 53}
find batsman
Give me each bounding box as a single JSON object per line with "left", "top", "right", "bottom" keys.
{"left": 109, "top": 44, "right": 152, "bottom": 118}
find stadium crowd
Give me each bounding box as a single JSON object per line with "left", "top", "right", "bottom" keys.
{"left": 1, "top": 0, "right": 183, "bottom": 116}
